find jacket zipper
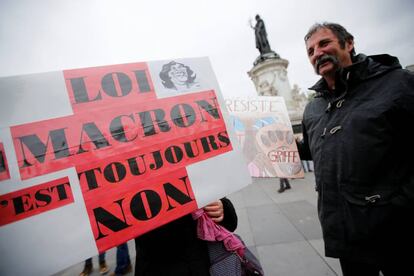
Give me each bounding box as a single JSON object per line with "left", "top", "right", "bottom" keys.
{"left": 319, "top": 71, "right": 350, "bottom": 222}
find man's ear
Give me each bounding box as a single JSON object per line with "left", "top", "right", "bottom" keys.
{"left": 346, "top": 39, "right": 354, "bottom": 54}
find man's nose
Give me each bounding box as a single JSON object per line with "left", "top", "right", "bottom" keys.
{"left": 314, "top": 47, "right": 325, "bottom": 60}
{"left": 311, "top": 50, "right": 325, "bottom": 66}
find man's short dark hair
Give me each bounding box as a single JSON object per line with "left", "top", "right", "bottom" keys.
{"left": 304, "top": 22, "right": 355, "bottom": 56}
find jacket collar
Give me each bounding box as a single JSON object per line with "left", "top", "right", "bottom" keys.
{"left": 309, "top": 54, "right": 401, "bottom": 97}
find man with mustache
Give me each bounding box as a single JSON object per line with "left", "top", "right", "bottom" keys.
{"left": 297, "top": 22, "right": 414, "bottom": 276}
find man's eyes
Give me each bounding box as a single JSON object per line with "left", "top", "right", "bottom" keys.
{"left": 307, "top": 39, "right": 333, "bottom": 57}
{"left": 319, "top": 39, "right": 332, "bottom": 47}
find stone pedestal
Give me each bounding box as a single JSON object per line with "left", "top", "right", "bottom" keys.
{"left": 248, "top": 57, "right": 306, "bottom": 128}
{"left": 248, "top": 58, "right": 291, "bottom": 101}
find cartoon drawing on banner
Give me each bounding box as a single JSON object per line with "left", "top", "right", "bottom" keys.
{"left": 159, "top": 61, "right": 200, "bottom": 91}
{"left": 233, "top": 116, "right": 276, "bottom": 177}
{"left": 255, "top": 117, "right": 302, "bottom": 177}
{"left": 226, "top": 96, "right": 304, "bottom": 179}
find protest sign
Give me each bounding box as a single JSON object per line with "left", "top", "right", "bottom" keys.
{"left": 0, "top": 57, "right": 251, "bottom": 275}
{"left": 225, "top": 96, "right": 304, "bottom": 178}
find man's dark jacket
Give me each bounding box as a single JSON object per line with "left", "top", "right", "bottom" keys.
{"left": 298, "top": 54, "right": 414, "bottom": 262}
{"left": 134, "top": 198, "right": 237, "bottom": 275}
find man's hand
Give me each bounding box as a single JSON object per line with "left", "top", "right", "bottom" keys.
{"left": 203, "top": 200, "right": 224, "bottom": 223}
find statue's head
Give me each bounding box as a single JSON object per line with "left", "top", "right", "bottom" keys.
{"left": 255, "top": 14, "right": 260, "bottom": 20}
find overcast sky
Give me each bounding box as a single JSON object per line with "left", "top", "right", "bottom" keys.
{"left": 1, "top": 0, "right": 413, "bottom": 98}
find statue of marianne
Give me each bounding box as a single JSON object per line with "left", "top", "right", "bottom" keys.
{"left": 253, "top": 15, "right": 272, "bottom": 55}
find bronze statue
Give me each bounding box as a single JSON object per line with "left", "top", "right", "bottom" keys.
{"left": 253, "top": 15, "right": 272, "bottom": 55}
{"left": 250, "top": 14, "right": 279, "bottom": 65}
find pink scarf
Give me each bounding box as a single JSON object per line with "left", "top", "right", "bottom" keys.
{"left": 192, "top": 209, "right": 245, "bottom": 257}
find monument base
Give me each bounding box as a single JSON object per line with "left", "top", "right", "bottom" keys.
{"left": 253, "top": 51, "right": 280, "bottom": 66}
{"left": 248, "top": 56, "right": 308, "bottom": 129}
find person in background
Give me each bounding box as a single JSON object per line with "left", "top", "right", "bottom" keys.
{"left": 79, "top": 253, "right": 109, "bottom": 276}
{"left": 134, "top": 198, "right": 237, "bottom": 276}
{"left": 278, "top": 178, "right": 291, "bottom": 193}
{"left": 301, "top": 160, "right": 310, "bottom": 173}
{"left": 109, "top": 243, "right": 132, "bottom": 276}
{"left": 80, "top": 243, "right": 132, "bottom": 276}
{"left": 297, "top": 22, "right": 414, "bottom": 275}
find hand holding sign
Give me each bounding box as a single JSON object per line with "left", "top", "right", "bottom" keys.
{"left": 203, "top": 200, "right": 224, "bottom": 223}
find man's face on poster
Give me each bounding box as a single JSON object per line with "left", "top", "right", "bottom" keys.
{"left": 168, "top": 63, "right": 188, "bottom": 85}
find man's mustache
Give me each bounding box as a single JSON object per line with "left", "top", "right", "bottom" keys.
{"left": 315, "top": 55, "right": 339, "bottom": 74}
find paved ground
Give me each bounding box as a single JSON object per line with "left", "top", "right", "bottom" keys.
{"left": 55, "top": 172, "right": 342, "bottom": 276}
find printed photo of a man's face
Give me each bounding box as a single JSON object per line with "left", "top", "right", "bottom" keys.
{"left": 159, "top": 61, "right": 197, "bottom": 90}
{"left": 168, "top": 63, "right": 188, "bottom": 83}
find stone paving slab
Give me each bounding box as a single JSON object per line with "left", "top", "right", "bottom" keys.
{"left": 278, "top": 200, "right": 323, "bottom": 240}
{"left": 247, "top": 203, "right": 305, "bottom": 246}
{"left": 239, "top": 182, "right": 275, "bottom": 207}
{"left": 260, "top": 174, "right": 317, "bottom": 206}
{"left": 308, "top": 239, "right": 342, "bottom": 276}
{"left": 257, "top": 240, "right": 337, "bottom": 276}
{"left": 233, "top": 207, "right": 255, "bottom": 247}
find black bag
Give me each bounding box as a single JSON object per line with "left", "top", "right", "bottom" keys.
{"left": 207, "top": 234, "right": 264, "bottom": 276}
